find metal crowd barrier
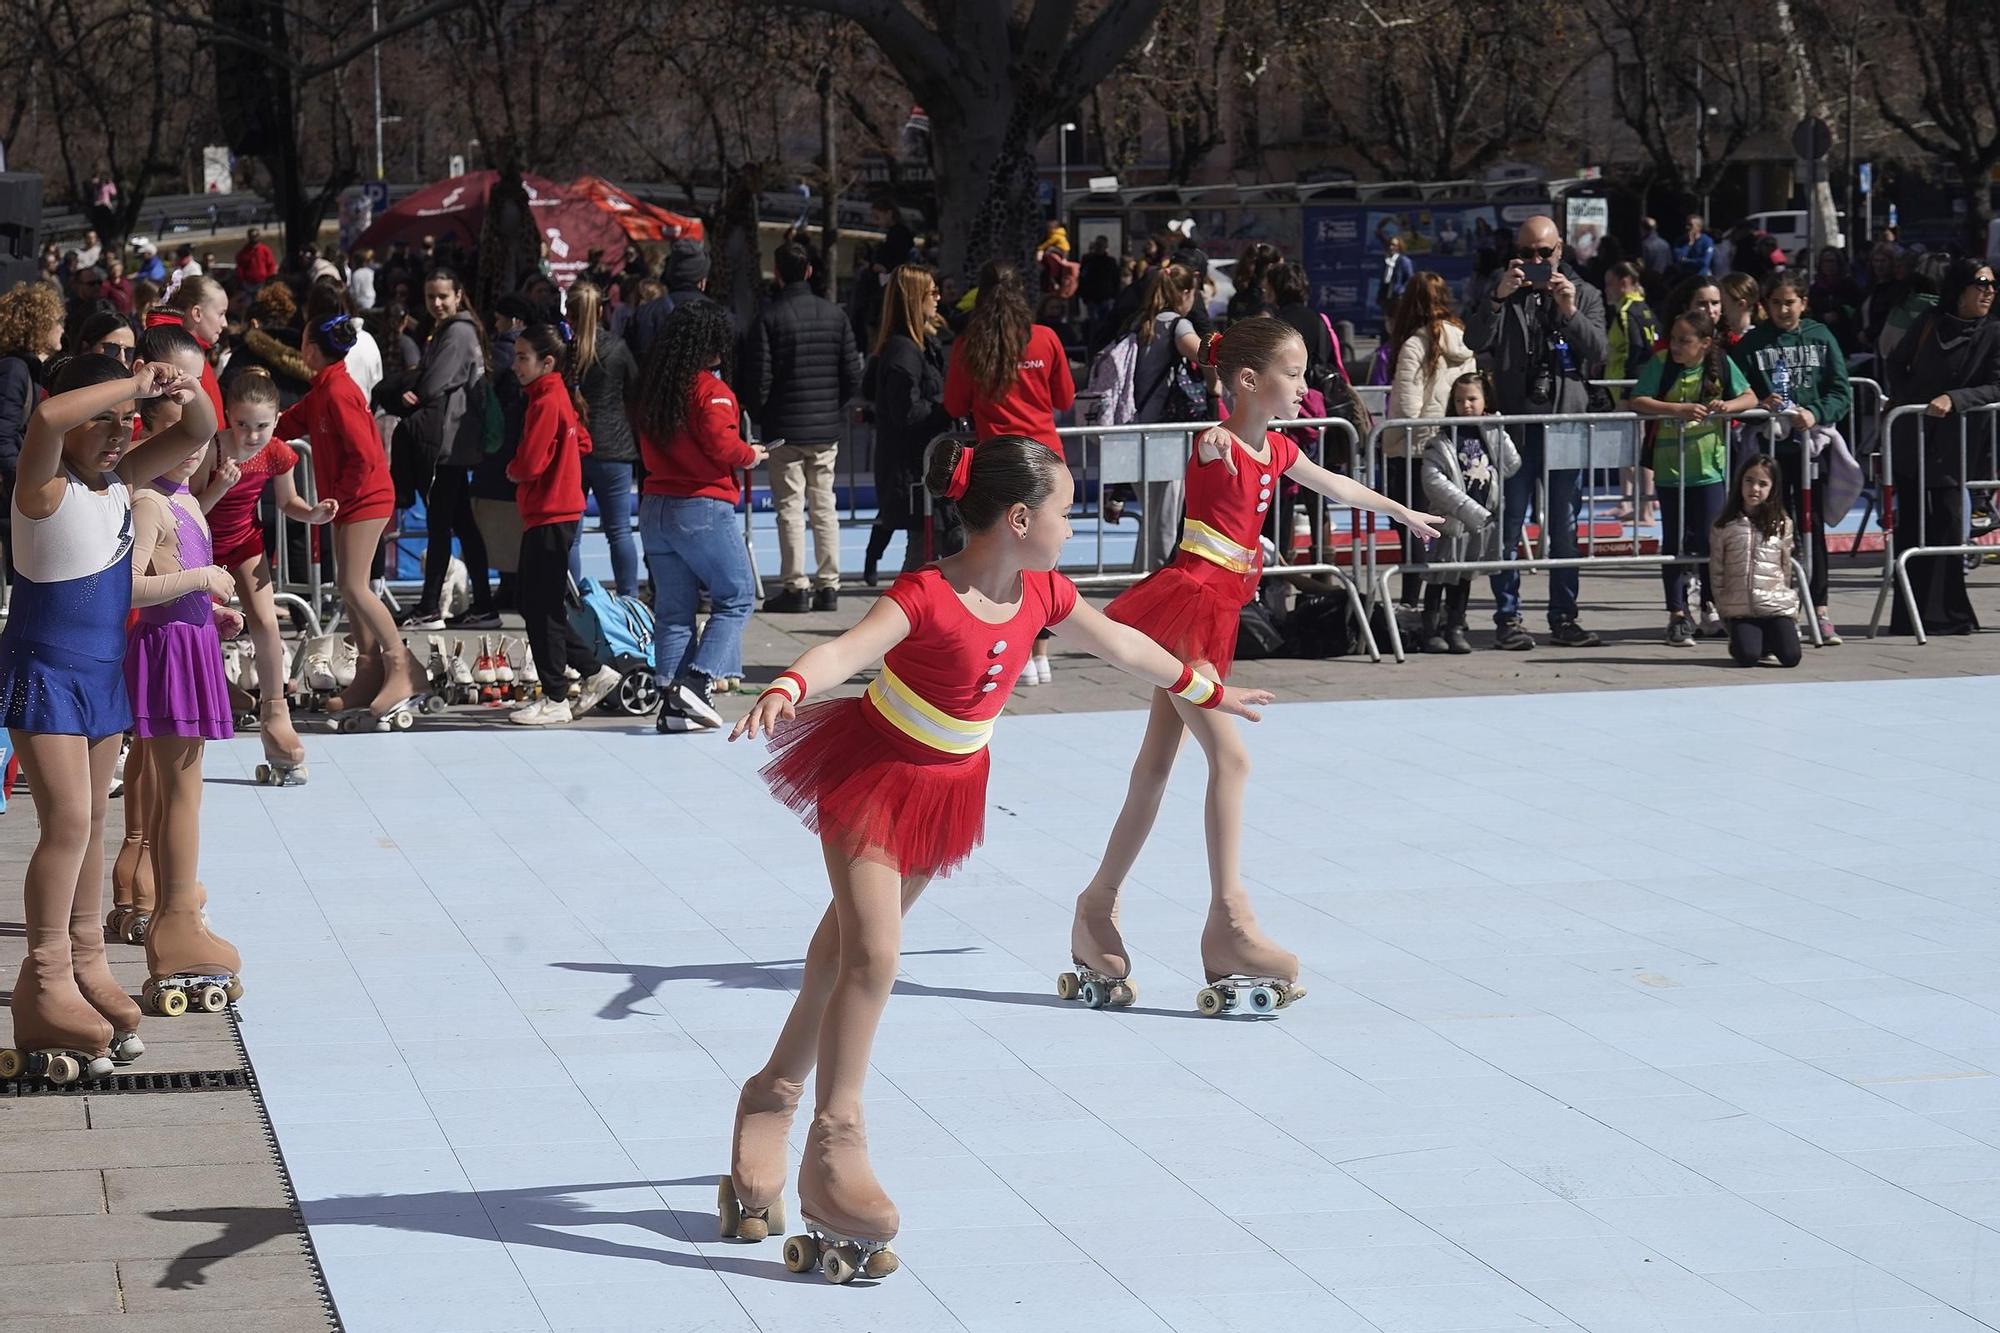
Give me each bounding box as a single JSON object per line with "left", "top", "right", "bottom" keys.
{"left": 1866, "top": 400, "right": 2000, "bottom": 643}
{"left": 1355, "top": 407, "right": 1821, "bottom": 662}
{"left": 267, "top": 441, "right": 325, "bottom": 638}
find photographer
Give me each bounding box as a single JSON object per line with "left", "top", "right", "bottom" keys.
{"left": 1464, "top": 215, "right": 1608, "bottom": 649}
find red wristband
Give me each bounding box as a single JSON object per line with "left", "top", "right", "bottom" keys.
{"left": 763, "top": 671, "right": 807, "bottom": 705}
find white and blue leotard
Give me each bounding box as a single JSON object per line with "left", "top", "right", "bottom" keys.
{"left": 0, "top": 470, "right": 136, "bottom": 737}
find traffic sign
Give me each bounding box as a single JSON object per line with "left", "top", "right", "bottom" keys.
{"left": 362, "top": 180, "right": 390, "bottom": 212}
{"left": 1792, "top": 116, "right": 1832, "bottom": 162}
{"left": 1858, "top": 161, "right": 1872, "bottom": 195}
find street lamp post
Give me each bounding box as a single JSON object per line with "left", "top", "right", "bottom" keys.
{"left": 1058, "top": 121, "right": 1077, "bottom": 225}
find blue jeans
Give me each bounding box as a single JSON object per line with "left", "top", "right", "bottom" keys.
{"left": 568, "top": 457, "right": 640, "bottom": 598}
{"left": 640, "top": 494, "right": 756, "bottom": 684}
{"left": 1489, "top": 427, "right": 1582, "bottom": 626}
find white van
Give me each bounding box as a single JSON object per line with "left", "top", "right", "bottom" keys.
{"left": 1739, "top": 211, "right": 1844, "bottom": 255}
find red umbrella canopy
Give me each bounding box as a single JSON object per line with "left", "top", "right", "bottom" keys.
{"left": 355, "top": 171, "right": 632, "bottom": 284}
{"left": 570, "top": 176, "right": 706, "bottom": 245}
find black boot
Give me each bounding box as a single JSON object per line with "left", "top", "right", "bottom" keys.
{"left": 1419, "top": 608, "right": 1450, "bottom": 654}
{"left": 1446, "top": 619, "right": 1473, "bottom": 654}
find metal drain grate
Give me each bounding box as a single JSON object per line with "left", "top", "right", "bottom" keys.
{"left": 3, "top": 1067, "right": 251, "bottom": 1096}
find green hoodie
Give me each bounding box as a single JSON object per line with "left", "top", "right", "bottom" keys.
{"left": 1729, "top": 317, "right": 1852, "bottom": 431}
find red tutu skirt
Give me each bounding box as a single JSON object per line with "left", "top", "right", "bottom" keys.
{"left": 760, "top": 696, "right": 989, "bottom": 878}
{"left": 1106, "top": 562, "right": 1246, "bottom": 678}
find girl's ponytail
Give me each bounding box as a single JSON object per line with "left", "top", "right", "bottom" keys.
{"left": 519, "top": 322, "right": 589, "bottom": 424}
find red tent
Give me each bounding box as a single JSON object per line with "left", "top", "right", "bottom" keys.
{"left": 354, "top": 171, "right": 631, "bottom": 285}
{"left": 569, "top": 176, "right": 705, "bottom": 245}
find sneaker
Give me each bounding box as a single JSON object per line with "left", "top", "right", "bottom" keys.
{"left": 764, "top": 588, "right": 812, "bottom": 614}
{"left": 670, "top": 673, "right": 723, "bottom": 729}
{"left": 448, "top": 609, "right": 502, "bottom": 630}
{"left": 1550, "top": 619, "right": 1603, "bottom": 648}
{"left": 509, "top": 698, "right": 572, "bottom": 726}
{"left": 398, "top": 607, "right": 446, "bottom": 631}
{"left": 656, "top": 700, "right": 701, "bottom": 733}
{"left": 813, "top": 586, "right": 839, "bottom": 612}
{"left": 572, "top": 665, "right": 623, "bottom": 717}
{"left": 1697, "top": 606, "right": 1726, "bottom": 639}
{"left": 1665, "top": 616, "right": 1694, "bottom": 647}
{"left": 1817, "top": 615, "right": 1842, "bottom": 646}
{"left": 1492, "top": 618, "right": 1535, "bottom": 651}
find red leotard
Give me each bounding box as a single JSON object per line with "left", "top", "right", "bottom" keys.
{"left": 761, "top": 565, "right": 1079, "bottom": 877}
{"left": 209, "top": 438, "right": 301, "bottom": 571}
{"left": 1106, "top": 428, "right": 1299, "bottom": 678}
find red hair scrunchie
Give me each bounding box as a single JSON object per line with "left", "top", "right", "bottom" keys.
{"left": 945, "top": 444, "right": 975, "bottom": 501}
{"left": 1199, "top": 331, "right": 1223, "bottom": 369}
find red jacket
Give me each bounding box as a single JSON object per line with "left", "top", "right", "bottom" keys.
{"left": 640, "top": 373, "right": 757, "bottom": 505}
{"left": 942, "top": 322, "right": 1075, "bottom": 457}
{"left": 508, "top": 371, "right": 592, "bottom": 528}
{"left": 275, "top": 361, "right": 394, "bottom": 523}
{"left": 235, "top": 241, "right": 278, "bottom": 286}
{"left": 143, "top": 308, "right": 225, "bottom": 426}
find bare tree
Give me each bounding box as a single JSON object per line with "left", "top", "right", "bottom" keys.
{"left": 1867, "top": 0, "right": 2000, "bottom": 247}
{"left": 769, "top": 0, "right": 1166, "bottom": 280}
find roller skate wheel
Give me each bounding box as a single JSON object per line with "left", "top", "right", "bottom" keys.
{"left": 196, "top": 984, "right": 229, "bottom": 1013}
{"left": 1080, "top": 979, "right": 1107, "bottom": 1009}
{"left": 0, "top": 1048, "right": 23, "bottom": 1079}
{"left": 863, "top": 1246, "right": 899, "bottom": 1278}
{"left": 782, "top": 1234, "right": 819, "bottom": 1273}
{"left": 1055, "top": 971, "right": 1080, "bottom": 1000}
{"left": 1110, "top": 980, "right": 1138, "bottom": 1007}
{"left": 1248, "top": 985, "right": 1278, "bottom": 1014}
{"left": 156, "top": 986, "right": 189, "bottom": 1017}
{"left": 392, "top": 710, "right": 415, "bottom": 732}
{"left": 225, "top": 977, "right": 244, "bottom": 1003}
{"left": 140, "top": 979, "right": 158, "bottom": 1009}
{"left": 422, "top": 694, "right": 446, "bottom": 714}
{"left": 1196, "top": 986, "right": 1226, "bottom": 1017}
{"left": 821, "top": 1245, "right": 858, "bottom": 1284}
{"left": 125, "top": 916, "right": 149, "bottom": 945}
{"left": 1276, "top": 983, "right": 1302, "bottom": 1009}
{"left": 109, "top": 1032, "right": 144, "bottom": 1063}
{"left": 45, "top": 1053, "right": 80, "bottom": 1084}
{"left": 255, "top": 764, "right": 272, "bottom": 783}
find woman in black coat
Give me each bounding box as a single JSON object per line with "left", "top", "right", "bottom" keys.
{"left": 1886, "top": 256, "right": 2000, "bottom": 635}
{"left": 864, "top": 264, "right": 950, "bottom": 584}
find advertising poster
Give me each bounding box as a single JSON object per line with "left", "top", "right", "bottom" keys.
{"left": 1304, "top": 203, "right": 1501, "bottom": 329}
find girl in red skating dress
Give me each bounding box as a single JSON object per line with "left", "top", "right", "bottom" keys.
{"left": 1075, "top": 318, "right": 1445, "bottom": 1015}
{"left": 721, "top": 435, "right": 1273, "bottom": 1281}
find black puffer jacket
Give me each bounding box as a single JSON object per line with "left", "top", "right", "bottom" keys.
{"left": 745, "top": 281, "right": 862, "bottom": 446}
{"left": 579, "top": 332, "right": 639, "bottom": 462}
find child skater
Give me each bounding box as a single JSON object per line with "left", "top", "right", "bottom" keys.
{"left": 721, "top": 436, "right": 1272, "bottom": 1280}
{"left": 0, "top": 351, "right": 212, "bottom": 1084}
{"left": 1418, "top": 371, "right": 1521, "bottom": 654}
{"left": 1070, "top": 317, "right": 1442, "bottom": 1014}
{"left": 126, "top": 372, "right": 246, "bottom": 1016}
{"left": 201, "top": 367, "right": 337, "bottom": 781}
{"left": 276, "top": 314, "right": 420, "bottom": 728}
{"left": 1710, "top": 454, "right": 1804, "bottom": 668}
{"left": 503, "top": 323, "right": 622, "bottom": 726}
{"left": 1630, "top": 309, "right": 1757, "bottom": 647}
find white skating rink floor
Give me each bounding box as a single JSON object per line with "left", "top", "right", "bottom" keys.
{"left": 204, "top": 676, "right": 2000, "bottom": 1333}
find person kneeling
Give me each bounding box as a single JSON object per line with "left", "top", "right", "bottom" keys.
{"left": 1709, "top": 454, "right": 1803, "bottom": 668}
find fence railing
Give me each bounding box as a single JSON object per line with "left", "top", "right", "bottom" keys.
{"left": 1866, "top": 400, "right": 2000, "bottom": 643}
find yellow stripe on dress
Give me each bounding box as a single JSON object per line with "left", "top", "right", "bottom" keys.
{"left": 1178, "top": 519, "right": 1255, "bottom": 574}
{"left": 865, "top": 665, "right": 994, "bottom": 755}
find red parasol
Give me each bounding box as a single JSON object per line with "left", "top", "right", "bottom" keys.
{"left": 569, "top": 176, "right": 706, "bottom": 245}
{"left": 354, "top": 171, "right": 631, "bottom": 285}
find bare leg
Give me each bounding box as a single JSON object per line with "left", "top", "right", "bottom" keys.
{"left": 730, "top": 866, "right": 928, "bottom": 1223}
{"left": 333, "top": 520, "right": 425, "bottom": 715}
{"left": 68, "top": 734, "right": 142, "bottom": 1059}
{"left": 142, "top": 736, "right": 241, "bottom": 991}
{"left": 1171, "top": 692, "right": 1298, "bottom": 986}
{"left": 795, "top": 847, "right": 913, "bottom": 1243}
{"left": 8, "top": 731, "right": 114, "bottom": 1068}
{"left": 1072, "top": 690, "right": 1186, "bottom": 978}
{"left": 232, "top": 554, "right": 305, "bottom": 767}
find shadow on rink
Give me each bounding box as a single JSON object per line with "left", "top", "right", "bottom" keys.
{"left": 550, "top": 950, "right": 1212, "bottom": 1021}
{"left": 146, "top": 1205, "right": 305, "bottom": 1289}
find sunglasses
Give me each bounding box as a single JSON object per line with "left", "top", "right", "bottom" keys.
{"left": 94, "top": 342, "right": 135, "bottom": 364}
{"left": 1516, "top": 246, "right": 1558, "bottom": 261}
{"left": 1971, "top": 278, "right": 1997, "bottom": 291}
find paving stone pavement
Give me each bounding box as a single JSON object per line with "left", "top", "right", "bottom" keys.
{"left": 0, "top": 548, "right": 1996, "bottom": 1332}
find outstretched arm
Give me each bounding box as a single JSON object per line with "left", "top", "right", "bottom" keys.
{"left": 730, "top": 596, "right": 916, "bottom": 740}
{"left": 1050, "top": 600, "right": 1271, "bottom": 720}
{"left": 120, "top": 377, "right": 218, "bottom": 488}
{"left": 1286, "top": 453, "right": 1443, "bottom": 539}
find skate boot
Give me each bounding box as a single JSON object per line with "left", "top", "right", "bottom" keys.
{"left": 4, "top": 961, "right": 116, "bottom": 1084}
{"left": 324, "top": 640, "right": 383, "bottom": 722}
{"left": 111, "top": 838, "right": 158, "bottom": 945}
{"left": 1057, "top": 884, "right": 1138, "bottom": 1009}
{"left": 1195, "top": 908, "right": 1305, "bottom": 1016}
{"left": 718, "top": 1072, "right": 805, "bottom": 1241}
{"left": 358, "top": 649, "right": 432, "bottom": 733}
{"left": 71, "top": 898, "right": 143, "bottom": 1064}
{"left": 106, "top": 828, "right": 143, "bottom": 941}
{"left": 472, "top": 636, "right": 499, "bottom": 703}
{"left": 785, "top": 1115, "right": 900, "bottom": 1283}
{"left": 447, "top": 638, "right": 477, "bottom": 704}
{"left": 255, "top": 700, "right": 309, "bottom": 786}
{"left": 143, "top": 880, "right": 243, "bottom": 1016}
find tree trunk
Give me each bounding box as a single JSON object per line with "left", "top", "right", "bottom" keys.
{"left": 930, "top": 95, "right": 1041, "bottom": 289}
{"left": 1774, "top": 0, "right": 1845, "bottom": 248}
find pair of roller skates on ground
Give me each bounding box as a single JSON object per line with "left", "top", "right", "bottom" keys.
{"left": 718, "top": 1081, "right": 901, "bottom": 1285}
{"left": 1055, "top": 886, "right": 1307, "bottom": 1017}
{"left": 427, "top": 634, "right": 540, "bottom": 707}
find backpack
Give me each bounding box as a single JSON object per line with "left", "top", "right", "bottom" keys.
{"left": 1286, "top": 588, "right": 1392, "bottom": 659}
{"left": 1083, "top": 333, "right": 1140, "bottom": 427}
{"left": 1234, "top": 600, "right": 1287, "bottom": 661}
{"left": 464, "top": 377, "right": 506, "bottom": 457}
{"left": 568, "top": 576, "right": 655, "bottom": 674}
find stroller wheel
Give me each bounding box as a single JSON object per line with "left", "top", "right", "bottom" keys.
{"left": 616, "top": 669, "right": 660, "bottom": 717}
